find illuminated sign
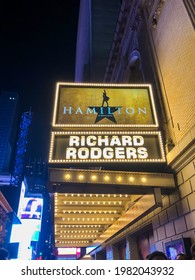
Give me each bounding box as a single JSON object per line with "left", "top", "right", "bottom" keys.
{"left": 18, "top": 197, "right": 43, "bottom": 220}
{"left": 52, "top": 83, "right": 158, "bottom": 127}
{"left": 49, "top": 131, "right": 165, "bottom": 163}
{"left": 57, "top": 248, "right": 81, "bottom": 255}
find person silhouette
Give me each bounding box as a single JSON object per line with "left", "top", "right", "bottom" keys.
{"left": 102, "top": 90, "right": 110, "bottom": 107}
{"left": 146, "top": 250, "right": 167, "bottom": 260}
{"left": 190, "top": 243, "right": 195, "bottom": 260}
{"left": 176, "top": 253, "right": 188, "bottom": 260}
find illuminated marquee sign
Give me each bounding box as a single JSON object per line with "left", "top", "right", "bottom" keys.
{"left": 52, "top": 83, "right": 158, "bottom": 128}
{"left": 49, "top": 131, "right": 166, "bottom": 163}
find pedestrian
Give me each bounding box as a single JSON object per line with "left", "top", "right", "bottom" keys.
{"left": 147, "top": 250, "right": 167, "bottom": 260}
{"left": 190, "top": 243, "right": 195, "bottom": 260}
{"left": 176, "top": 253, "right": 188, "bottom": 260}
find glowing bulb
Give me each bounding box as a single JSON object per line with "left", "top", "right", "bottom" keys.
{"left": 129, "top": 177, "right": 134, "bottom": 182}
{"left": 91, "top": 175, "right": 97, "bottom": 181}
{"left": 78, "top": 174, "right": 84, "bottom": 180}
{"left": 104, "top": 176, "right": 110, "bottom": 181}
{"left": 117, "top": 176, "right": 122, "bottom": 182}
{"left": 65, "top": 174, "right": 71, "bottom": 180}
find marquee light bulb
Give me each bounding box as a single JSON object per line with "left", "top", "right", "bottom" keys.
{"left": 65, "top": 174, "right": 71, "bottom": 179}
{"left": 91, "top": 175, "right": 97, "bottom": 181}
{"left": 129, "top": 176, "right": 134, "bottom": 182}
{"left": 104, "top": 176, "right": 110, "bottom": 181}
{"left": 117, "top": 176, "right": 122, "bottom": 182}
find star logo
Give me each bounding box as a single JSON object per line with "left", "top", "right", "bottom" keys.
{"left": 88, "top": 106, "right": 121, "bottom": 123}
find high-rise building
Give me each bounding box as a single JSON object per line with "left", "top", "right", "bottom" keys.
{"left": 0, "top": 93, "right": 50, "bottom": 259}
{"left": 0, "top": 91, "right": 19, "bottom": 174}
{"left": 75, "top": 0, "right": 121, "bottom": 82}
{"left": 0, "top": 91, "right": 21, "bottom": 247}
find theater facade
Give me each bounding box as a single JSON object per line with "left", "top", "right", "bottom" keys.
{"left": 48, "top": 82, "right": 176, "bottom": 259}
{"left": 48, "top": 0, "right": 195, "bottom": 260}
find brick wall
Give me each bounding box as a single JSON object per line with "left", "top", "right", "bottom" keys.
{"left": 152, "top": 157, "right": 195, "bottom": 252}
{"left": 152, "top": 0, "right": 195, "bottom": 143}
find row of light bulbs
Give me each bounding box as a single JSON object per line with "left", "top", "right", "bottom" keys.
{"left": 57, "top": 225, "right": 102, "bottom": 228}
{"left": 63, "top": 173, "right": 147, "bottom": 183}
{"left": 52, "top": 130, "right": 160, "bottom": 135}
{"left": 59, "top": 235, "right": 97, "bottom": 238}
{"left": 50, "top": 158, "right": 164, "bottom": 163}
{"left": 56, "top": 241, "right": 90, "bottom": 244}
{"left": 60, "top": 217, "right": 114, "bottom": 221}
{"left": 59, "top": 210, "right": 118, "bottom": 214}
{"left": 53, "top": 124, "right": 157, "bottom": 128}
{"left": 59, "top": 201, "right": 122, "bottom": 205}
{"left": 56, "top": 193, "right": 129, "bottom": 197}
{"left": 59, "top": 230, "right": 99, "bottom": 234}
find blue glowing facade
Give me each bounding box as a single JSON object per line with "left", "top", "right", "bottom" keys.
{"left": 11, "top": 111, "right": 32, "bottom": 187}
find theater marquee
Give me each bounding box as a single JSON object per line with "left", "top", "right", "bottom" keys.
{"left": 49, "top": 131, "right": 166, "bottom": 163}
{"left": 52, "top": 83, "right": 158, "bottom": 128}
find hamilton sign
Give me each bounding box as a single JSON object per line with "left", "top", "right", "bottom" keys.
{"left": 52, "top": 83, "right": 158, "bottom": 127}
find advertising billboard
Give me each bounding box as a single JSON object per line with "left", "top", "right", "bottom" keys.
{"left": 52, "top": 83, "right": 158, "bottom": 127}
{"left": 18, "top": 197, "right": 43, "bottom": 220}
{"left": 49, "top": 131, "right": 165, "bottom": 164}
{"left": 10, "top": 182, "right": 44, "bottom": 259}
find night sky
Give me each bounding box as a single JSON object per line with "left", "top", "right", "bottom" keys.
{"left": 0, "top": 0, "right": 80, "bottom": 159}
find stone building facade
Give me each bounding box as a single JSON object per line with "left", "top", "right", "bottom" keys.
{"left": 74, "top": 0, "right": 195, "bottom": 259}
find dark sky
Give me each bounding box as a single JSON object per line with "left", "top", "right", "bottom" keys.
{"left": 0, "top": 0, "right": 80, "bottom": 158}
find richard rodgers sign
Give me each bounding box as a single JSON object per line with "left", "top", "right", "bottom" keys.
{"left": 49, "top": 131, "right": 166, "bottom": 163}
